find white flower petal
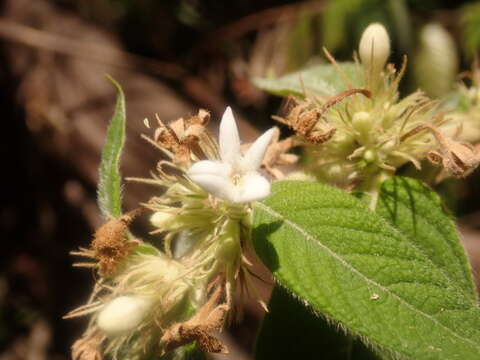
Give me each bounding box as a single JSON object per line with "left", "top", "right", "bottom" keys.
{"left": 233, "top": 172, "right": 271, "bottom": 203}
{"left": 219, "top": 106, "right": 241, "bottom": 165}
{"left": 189, "top": 173, "right": 236, "bottom": 202}
{"left": 241, "top": 127, "right": 275, "bottom": 171}
{"left": 188, "top": 160, "right": 231, "bottom": 178}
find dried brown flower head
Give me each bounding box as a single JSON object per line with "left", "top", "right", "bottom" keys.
{"left": 273, "top": 89, "right": 370, "bottom": 146}
{"left": 154, "top": 109, "right": 211, "bottom": 164}
{"left": 160, "top": 282, "right": 229, "bottom": 354}
{"left": 91, "top": 210, "right": 140, "bottom": 276}
{"left": 423, "top": 125, "right": 480, "bottom": 177}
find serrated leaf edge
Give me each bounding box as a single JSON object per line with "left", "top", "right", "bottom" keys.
{"left": 254, "top": 200, "right": 480, "bottom": 352}
{"left": 379, "top": 178, "right": 478, "bottom": 302}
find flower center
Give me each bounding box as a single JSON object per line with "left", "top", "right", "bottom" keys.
{"left": 231, "top": 172, "right": 242, "bottom": 185}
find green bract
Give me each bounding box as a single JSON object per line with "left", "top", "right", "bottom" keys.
{"left": 97, "top": 76, "right": 126, "bottom": 219}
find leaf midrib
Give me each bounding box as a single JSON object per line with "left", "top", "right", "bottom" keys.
{"left": 255, "top": 201, "right": 480, "bottom": 352}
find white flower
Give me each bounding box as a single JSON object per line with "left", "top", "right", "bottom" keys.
{"left": 188, "top": 107, "right": 275, "bottom": 203}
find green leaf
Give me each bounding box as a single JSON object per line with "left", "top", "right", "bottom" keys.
{"left": 376, "top": 177, "right": 477, "bottom": 302}
{"left": 286, "top": 12, "right": 315, "bottom": 71}
{"left": 320, "top": 0, "right": 366, "bottom": 52}
{"left": 97, "top": 76, "right": 126, "bottom": 219}
{"left": 460, "top": 2, "right": 480, "bottom": 59}
{"left": 252, "top": 181, "right": 480, "bottom": 359}
{"left": 253, "top": 62, "right": 363, "bottom": 98}
{"left": 256, "top": 285, "right": 379, "bottom": 360}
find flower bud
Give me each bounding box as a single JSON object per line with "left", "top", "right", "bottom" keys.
{"left": 363, "top": 149, "right": 377, "bottom": 163}
{"left": 150, "top": 211, "right": 175, "bottom": 228}
{"left": 97, "top": 296, "right": 150, "bottom": 336}
{"left": 325, "top": 164, "right": 344, "bottom": 181}
{"left": 359, "top": 23, "right": 391, "bottom": 72}
{"left": 352, "top": 111, "right": 372, "bottom": 134}
{"left": 414, "top": 23, "right": 458, "bottom": 97}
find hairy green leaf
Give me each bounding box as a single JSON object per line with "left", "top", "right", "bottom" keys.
{"left": 253, "top": 62, "right": 363, "bottom": 98}
{"left": 256, "top": 286, "right": 379, "bottom": 360}
{"left": 97, "top": 76, "right": 126, "bottom": 219}
{"left": 253, "top": 181, "right": 480, "bottom": 359}
{"left": 376, "top": 177, "right": 477, "bottom": 301}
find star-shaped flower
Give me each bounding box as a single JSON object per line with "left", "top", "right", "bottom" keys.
{"left": 188, "top": 107, "right": 274, "bottom": 203}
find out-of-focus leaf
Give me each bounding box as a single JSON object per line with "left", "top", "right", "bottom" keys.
{"left": 461, "top": 2, "right": 480, "bottom": 59}
{"left": 256, "top": 286, "right": 379, "bottom": 360}
{"left": 321, "top": 0, "right": 395, "bottom": 56}
{"left": 286, "top": 12, "right": 315, "bottom": 71}
{"left": 253, "top": 62, "right": 363, "bottom": 98}
{"left": 321, "top": 0, "right": 365, "bottom": 52}
{"left": 97, "top": 76, "right": 126, "bottom": 219}
{"left": 439, "top": 90, "right": 472, "bottom": 112}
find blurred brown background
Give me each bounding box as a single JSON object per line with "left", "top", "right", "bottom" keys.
{"left": 1, "top": 0, "right": 480, "bottom": 359}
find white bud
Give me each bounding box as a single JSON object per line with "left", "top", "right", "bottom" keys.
{"left": 326, "top": 164, "right": 344, "bottom": 180}
{"left": 414, "top": 23, "right": 458, "bottom": 97}
{"left": 359, "top": 23, "right": 391, "bottom": 72}
{"left": 150, "top": 211, "right": 175, "bottom": 228}
{"left": 97, "top": 296, "right": 150, "bottom": 336}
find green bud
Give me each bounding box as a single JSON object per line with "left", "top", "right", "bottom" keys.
{"left": 364, "top": 149, "right": 377, "bottom": 163}
{"left": 352, "top": 111, "right": 372, "bottom": 134}
{"left": 150, "top": 211, "right": 176, "bottom": 228}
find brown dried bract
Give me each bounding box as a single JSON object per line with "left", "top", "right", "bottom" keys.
{"left": 410, "top": 125, "right": 480, "bottom": 177}
{"left": 154, "top": 109, "right": 210, "bottom": 164}
{"left": 91, "top": 210, "right": 141, "bottom": 276}
{"left": 160, "top": 283, "right": 229, "bottom": 354}
{"left": 274, "top": 89, "right": 370, "bottom": 145}
{"left": 260, "top": 127, "right": 299, "bottom": 179}
{"left": 72, "top": 330, "right": 104, "bottom": 360}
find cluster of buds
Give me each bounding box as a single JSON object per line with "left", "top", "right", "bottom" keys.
{"left": 276, "top": 23, "right": 479, "bottom": 192}
{"left": 67, "top": 107, "right": 277, "bottom": 359}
